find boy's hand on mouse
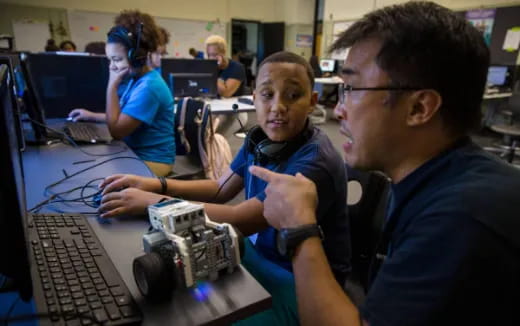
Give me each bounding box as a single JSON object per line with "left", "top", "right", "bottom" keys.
{"left": 68, "top": 108, "right": 96, "bottom": 122}
{"left": 98, "top": 188, "right": 166, "bottom": 218}
{"left": 100, "top": 174, "right": 161, "bottom": 195}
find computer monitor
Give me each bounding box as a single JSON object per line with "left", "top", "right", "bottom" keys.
{"left": 19, "top": 53, "right": 49, "bottom": 143}
{"left": 0, "top": 64, "right": 33, "bottom": 301}
{"left": 0, "top": 54, "right": 26, "bottom": 151}
{"left": 161, "top": 59, "right": 218, "bottom": 98}
{"left": 487, "top": 66, "right": 509, "bottom": 87}
{"left": 23, "top": 53, "right": 109, "bottom": 118}
{"left": 320, "top": 59, "right": 336, "bottom": 73}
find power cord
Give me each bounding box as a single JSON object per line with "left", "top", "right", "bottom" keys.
{"left": 26, "top": 118, "right": 127, "bottom": 157}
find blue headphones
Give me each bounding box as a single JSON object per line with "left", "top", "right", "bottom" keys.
{"left": 107, "top": 22, "right": 145, "bottom": 68}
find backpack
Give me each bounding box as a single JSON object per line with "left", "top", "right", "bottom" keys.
{"left": 175, "top": 98, "right": 232, "bottom": 180}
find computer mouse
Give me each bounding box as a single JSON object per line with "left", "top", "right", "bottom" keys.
{"left": 66, "top": 117, "right": 74, "bottom": 122}
{"left": 93, "top": 193, "right": 102, "bottom": 207}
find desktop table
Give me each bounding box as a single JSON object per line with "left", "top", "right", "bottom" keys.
{"left": 205, "top": 96, "right": 255, "bottom": 114}
{"left": 22, "top": 141, "right": 271, "bottom": 325}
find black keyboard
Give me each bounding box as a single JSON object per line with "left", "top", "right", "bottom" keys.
{"left": 64, "top": 123, "right": 112, "bottom": 144}
{"left": 28, "top": 213, "right": 141, "bottom": 326}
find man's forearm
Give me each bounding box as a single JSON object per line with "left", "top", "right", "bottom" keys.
{"left": 293, "top": 237, "right": 363, "bottom": 326}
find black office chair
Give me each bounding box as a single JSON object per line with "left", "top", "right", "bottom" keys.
{"left": 168, "top": 98, "right": 207, "bottom": 180}
{"left": 484, "top": 81, "right": 520, "bottom": 163}
{"left": 343, "top": 165, "right": 390, "bottom": 305}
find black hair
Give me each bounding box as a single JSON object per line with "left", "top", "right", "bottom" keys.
{"left": 330, "top": 1, "right": 490, "bottom": 135}
{"left": 257, "top": 51, "right": 315, "bottom": 89}
{"left": 59, "top": 40, "right": 76, "bottom": 51}
{"left": 84, "top": 41, "right": 106, "bottom": 55}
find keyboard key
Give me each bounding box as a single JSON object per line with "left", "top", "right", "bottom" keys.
{"left": 119, "top": 305, "right": 136, "bottom": 318}
{"left": 104, "top": 303, "right": 121, "bottom": 320}
{"left": 93, "top": 308, "right": 108, "bottom": 323}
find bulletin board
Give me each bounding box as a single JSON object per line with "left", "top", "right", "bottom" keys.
{"left": 67, "top": 9, "right": 226, "bottom": 58}
{"left": 12, "top": 20, "right": 51, "bottom": 52}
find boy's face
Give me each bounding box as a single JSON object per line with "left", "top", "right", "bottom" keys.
{"left": 254, "top": 62, "right": 316, "bottom": 142}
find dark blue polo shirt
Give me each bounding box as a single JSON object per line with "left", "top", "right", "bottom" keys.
{"left": 219, "top": 59, "right": 246, "bottom": 97}
{"left": 231, "top": 126, "right": 351, "bottom": 284}
{"left": 361, "top": 138, "right": 520, "bottom": 326}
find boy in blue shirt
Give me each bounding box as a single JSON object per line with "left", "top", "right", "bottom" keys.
{"left": 98, "top": 51, "right": 351, "bottom": 325}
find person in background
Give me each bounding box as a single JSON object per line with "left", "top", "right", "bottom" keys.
{"left": 189, "top": 47, "right": 204, "bottom": 59}
{"left": 68, "top": 10, "right": 175, "bottom": 177}
{"left": 44, "top": 39, "right": 59, "bottom": 52}
{"left": 84, "top": 41, "right": 106, "bottom": 55}
{"left": 148, "top": 27, "right": 170, "bottom": 71}
{"left": 250, "top": 2, "right": 520, "bottom": 325}
{"left": 309, "top": 55, "right": 323, "bottom": 78}
{"left": 205, "top": 35, "right": 246, "bottom": 98}
{"left": 59, "top": 40, "right": 76, "bottom": 52}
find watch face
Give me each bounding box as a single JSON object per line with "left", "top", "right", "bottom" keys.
{"left": 276, "top": 229, "right": 288, "bottom": 257}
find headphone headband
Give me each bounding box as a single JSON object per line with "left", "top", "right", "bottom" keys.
{"left": 107, "top": 23, "right": 145, "bottom": 68}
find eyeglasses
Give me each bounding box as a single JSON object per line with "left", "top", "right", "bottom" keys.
{"left": 338, "top": 83, "right": 423, "bottom": 104}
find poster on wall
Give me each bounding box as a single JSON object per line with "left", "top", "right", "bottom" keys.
{"left": 296, "top": 34, "right": 313, "bottom": 48}
{"left": 466, "top": 9, "right": 495, "bottom": 46}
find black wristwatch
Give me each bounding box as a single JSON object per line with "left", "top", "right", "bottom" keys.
{"left": 276, "top": 224, "right": 324, "bottom": 259}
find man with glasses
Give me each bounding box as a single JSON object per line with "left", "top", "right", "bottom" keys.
{"left": 250, "top": 1, "right": 520, "bottom": 325}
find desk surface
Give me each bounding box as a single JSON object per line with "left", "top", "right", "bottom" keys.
{"left": 315, "top": 76, "right": 343, "bottom": 84}
{"left": 206, "top": 95, "right": 255, "bottom": 113}
{"left": 483, "top": 92, "right": 513, "bottom": 99}
{"left": 22, "top": 142, "right": 271, "bottom": 325}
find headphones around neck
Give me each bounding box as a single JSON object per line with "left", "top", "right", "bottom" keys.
{"left": 107, "top": 22, "right": 145, "bottom": 68}
{"left": 245, "top": 120, "right": 314, "bottom": 165}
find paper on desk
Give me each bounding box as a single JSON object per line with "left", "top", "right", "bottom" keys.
{"left": 502, "top": 27, "right": 520, "bottom": 52}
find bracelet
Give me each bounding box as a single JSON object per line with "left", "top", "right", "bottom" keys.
{"left": 158, "top": 176, "right": 168, "bottom": 195}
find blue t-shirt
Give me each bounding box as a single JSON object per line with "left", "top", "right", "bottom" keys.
{"left": 219, "top": 59, "right": 246, "bottom": 97}
{"left": 119, "top": 69, "right": 175, "bottom": 164}
{"left": 361, "top": 138, "right": 520, "bottom": 326}
{"left": 230, "top": 126, "right": 351, "bottom": 283}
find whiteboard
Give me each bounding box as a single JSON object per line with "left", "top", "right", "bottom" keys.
{"left": 155, "top": 17, "right": 226, "bottom": 58}
{"left": 67, "top": 10, "right": 226, "bottom": 58}
{"left": 67, "top": 10, "right": 115, "bottom": 53}
{"left": 12, "top": 20, "right": 51, "bottom": 52}
{"left": 330, "top": 20, "right": 355, "bottom": 60}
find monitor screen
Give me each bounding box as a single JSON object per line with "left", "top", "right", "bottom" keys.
{"left": 487, "top": 66, "right": 508, "bottom": 87}
{"left": 169, "top": 73, "right": 218, "bottom": 98}
{"left": 0, "top": 64, "right": 33, "bottom": 301}
{"left": 161, "top": 59, "right": 218, "bottom": 98}
{"left": 23, "top": 53, "right": 109, "bottom": 118}
{"left": 0, "top": 54, "right": 26, "bottom": 151}
{"left": 320, "top": 59, "right": 336, "bottom": 73}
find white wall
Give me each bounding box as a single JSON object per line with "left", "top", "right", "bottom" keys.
{"left": 321, "top": 0, "right": 520, "bottom": 58}
{"left": 0, "top": 0, "right": 285, "bottom": 22}
{"left": 324, "top": 0, "right": 520, "bottom": 21}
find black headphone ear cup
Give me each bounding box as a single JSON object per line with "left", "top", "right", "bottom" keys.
{"left": 127, "top": 48, "right": 135, "bottom": 66}
{"left": 245, "top": 125, "right": 266, "bottom": 155}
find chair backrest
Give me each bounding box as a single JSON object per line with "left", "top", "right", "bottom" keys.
{"left": 174, "top": 97, "right": 206, "bottom": 159}
{"left": 346, "top": 164, "right": 390, "bottom": 291}
{"left": 508, "top": 80, "right": 520, "bottom": 115}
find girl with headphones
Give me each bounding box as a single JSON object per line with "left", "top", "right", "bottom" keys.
{"left": 68, "top": 10, "right": 175, "bottom": 177}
